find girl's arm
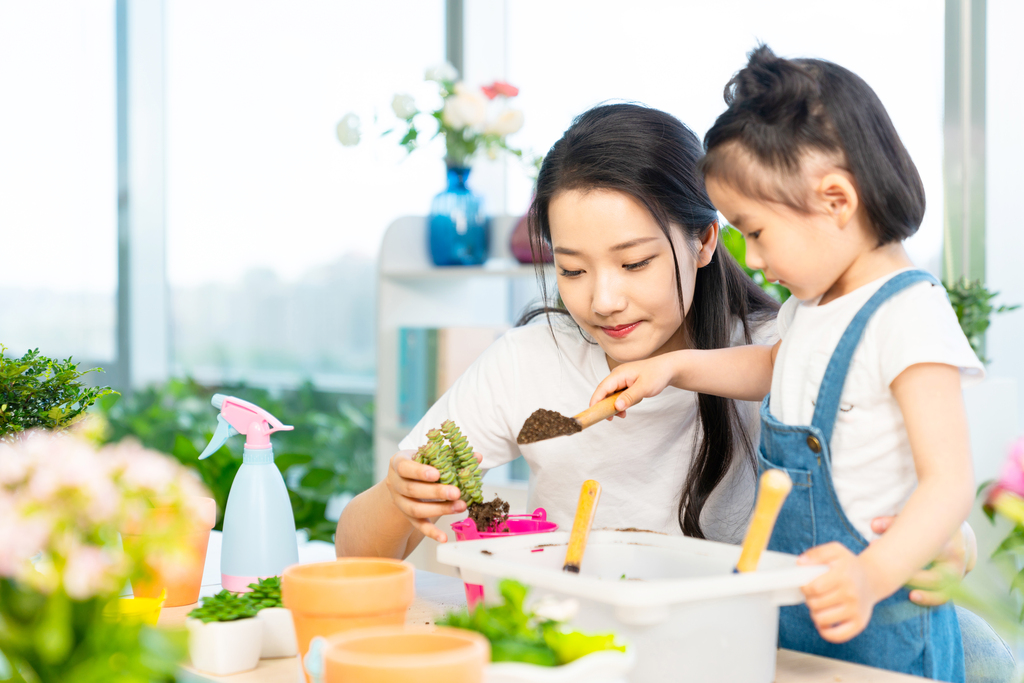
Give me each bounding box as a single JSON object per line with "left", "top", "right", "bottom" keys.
{"left": 799, "top": 362, "right": 975, "bottom": 643}
{"left": 590, "top": 341, "right": 779, "bottom": 411}
{"left": 335, "top": 450, "right": 469, "bottom": 559}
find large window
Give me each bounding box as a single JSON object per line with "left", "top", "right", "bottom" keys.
{"left": 0, "top": 2, "right": 117, "bottom": 365}
{"left": 165, "top": 0, "right": 445, "bottom": 392}
{"left": 497, "top": 0, "right": 945, "bottom": 272}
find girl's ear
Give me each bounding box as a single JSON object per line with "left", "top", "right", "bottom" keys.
{"left": 818, "top": 173, "right": 859, "bottom": 228}
{"left": 697, "top": 220, "right": 719, "bottom": 268}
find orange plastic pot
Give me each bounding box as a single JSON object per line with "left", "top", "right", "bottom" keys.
{"left": 282, "top": 558, "right": 415, "bottom": 679}
{"left": 123, "top": 497, "right": 216, "bottom": 607}
{"left": 322, "top": 626, "right": 489, "bottom": 683}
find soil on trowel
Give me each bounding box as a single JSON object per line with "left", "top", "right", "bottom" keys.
{"left": 467, "top": 496, "right": 510, "bottom": 532}
{"left": 517, "top": 409, "right": 582, "bottom": 444}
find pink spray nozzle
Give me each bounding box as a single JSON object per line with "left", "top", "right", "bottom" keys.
{"left": 212, "top": 393, "right": 293, "bottom": 450}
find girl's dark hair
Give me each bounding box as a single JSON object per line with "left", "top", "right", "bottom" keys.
{"left": 519, "top": 103, "right": 778, "bottom": 539}
{"left": 700, "top": 44, "right": 925, "bottom": 245}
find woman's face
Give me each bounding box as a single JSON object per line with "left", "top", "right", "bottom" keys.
{"left": 548, "top": 188, "right": 712, "bottom": 368}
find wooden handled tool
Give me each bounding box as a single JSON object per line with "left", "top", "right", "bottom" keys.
{"left": 563, "top": 479, "right": 602, "bottom": 573}
{"left": 734, "top": 469, "right": 792, "bottom": 573}
{"left": 517, "top": 391, "right": 625, "bottom": 445}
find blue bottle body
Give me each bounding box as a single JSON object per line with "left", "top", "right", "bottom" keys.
{"left": 219, "top": 445, "right": 298, "bottom": 590}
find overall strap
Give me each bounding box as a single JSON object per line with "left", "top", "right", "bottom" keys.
{"left": 809, "top": 270, "right": 941, "bottom": 445}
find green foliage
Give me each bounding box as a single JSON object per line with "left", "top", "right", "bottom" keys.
{"left": 0, "top": 579, "right": 186, "bottom": 683}
{"left": 943, "top": 278, "right": 1020, "bottom": 364}
{"left": 245, "top": 577, "right": 282, "bottom": 611}
{"left": 438, "top": 580, "right": 624, "bottom": 667}
{"left": 0, "top": 346, "right": 115, "bottom": 441}
{"left": 93, "top": 378, "right": 374, "bottom": 542}
{"left": 187, "top": 590, "right": 258, "bottom": 623}
{"left": 720, "top": 226, "right": 791, "bottom": 303}
{"left": 414, "top": 420, "right": 482, "bottom": 504}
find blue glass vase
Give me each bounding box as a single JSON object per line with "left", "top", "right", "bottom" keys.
{"left": 428, "top": 166, "right": 490, "bottom": 266}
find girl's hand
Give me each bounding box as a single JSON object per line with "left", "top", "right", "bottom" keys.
{"left": 589, "top": 354, "right": 679, "bottom": 418}
{"left": 871, "top": 516, "right": 977, "bottom": 606}
{"left": 797, "top": 542, "right": 883, "bottom": 643}
{"left": 384, "top": 449, "right": 477, "bottom": 543}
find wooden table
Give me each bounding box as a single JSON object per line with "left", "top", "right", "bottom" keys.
{"left": 161, "top": 570, "right": 927, "bottom": 682}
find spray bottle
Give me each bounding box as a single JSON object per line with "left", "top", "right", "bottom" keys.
{"left": 200, "top": 394, "right": 299, "bottom": 592}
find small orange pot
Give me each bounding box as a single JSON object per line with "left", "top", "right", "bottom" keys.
{"left": 124, "top": 496, "right": 217, "bottom": 607}
{"left": 321, "top": 626, "right": 489, "bottom": 683}
{"left": 282, "top": 558, "right": 415, "bottom": 680}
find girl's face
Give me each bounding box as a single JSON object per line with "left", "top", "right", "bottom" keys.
{"left": 705, "top": 166, "right": 868, "bottom": 303}
{"left": 548, "top": 188, "right": 714, "bottom": 367}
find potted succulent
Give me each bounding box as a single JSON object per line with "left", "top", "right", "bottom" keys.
{"left": 247, "top": 576, "right": 298, "bottom": 659}
{"left": 186, "top": 589, "right": 263, "bottom": 675}
{"left": 439, "top": 579, "right": 634, "bottom": 683}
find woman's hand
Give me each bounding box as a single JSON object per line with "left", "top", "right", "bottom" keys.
{"left": 589, "top": 354, "right": 680, "bottom": 418}
{"left": 384, "top": 449, "right": 478, "bottom": 543}
{"left": 871, "top": 516, "right": 977, "bottom": 606}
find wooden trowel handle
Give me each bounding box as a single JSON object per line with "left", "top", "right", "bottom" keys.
{"left": 563, "top": 480, "right": 601, "bottom": 573}
{"left": 735, "top": 469, "right": 792, "bottom": 573}
{"left": 572, "top": 391, "right": 625, "bottom": 430}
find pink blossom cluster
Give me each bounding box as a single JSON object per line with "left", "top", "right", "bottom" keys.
{"left": 0, "top": 431, "right": 207, "bottom": 599}
{"left": 990, "top": 437, "right": 1024, "bottom": 502}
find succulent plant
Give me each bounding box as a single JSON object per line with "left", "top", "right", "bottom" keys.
{"left": 187, "top": 589, "right": 258, "bottom": 623}
{"left": 245, "top": 576, "right": 283, "bottom": 610}
{"left": 415, "top": 419, "right": 483, "bottom": 504}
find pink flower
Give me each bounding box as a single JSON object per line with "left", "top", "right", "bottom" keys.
{"left": 63, "top": 544, "right": 119, "bottom": 599}
{"left": 989, "top": 437, "right": 1024, "bottom": 504}
{"left": 481, "top": 80, "right": 519, "bottom": 100}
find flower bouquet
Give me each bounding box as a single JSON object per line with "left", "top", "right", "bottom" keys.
{"left": 0, "top": 431, "right": 209, "bottom": 682}
{"left": 337, "top": 62, "right": 529, "bottom": 266}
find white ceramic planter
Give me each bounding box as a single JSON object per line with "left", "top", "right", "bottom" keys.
{"left": 185, "top": 617, "right": 263, "bottom": 676}
{"left": 488, "top": 647, "right": 635, "bottom": 683}
{"left": 256, "top": 607, "right": 298, "bottom": 658}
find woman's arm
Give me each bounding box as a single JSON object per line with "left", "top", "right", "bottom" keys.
{"left": 799, "top": 362, "right": 975, "bottom": 642}
{"left": 335, "top": 450, "right": 468, "bottom": 559}
{"left": 590, "top": 342, "right": 779, "bottom": 411}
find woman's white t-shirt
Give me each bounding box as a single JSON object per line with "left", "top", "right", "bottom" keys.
{"left": 399, "top": 316, "right": 771, "bottom": 542}
{"left": 769, "top": 269, "right": 984, "bottom": 540}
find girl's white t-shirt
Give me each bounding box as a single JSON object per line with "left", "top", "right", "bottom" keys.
{"left": 769, "top": 268, "right": 984, "bottom": 540}
{"left": 399, "top": 316, "right": 771, "bottom": 542}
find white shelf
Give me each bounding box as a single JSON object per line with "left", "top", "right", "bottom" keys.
{"left": 374, "top": 216, "right": 548, "bottom": 483}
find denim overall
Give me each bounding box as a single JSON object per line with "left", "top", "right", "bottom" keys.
{"left": 758, "top": 270, "right": 965, "bottom": 682}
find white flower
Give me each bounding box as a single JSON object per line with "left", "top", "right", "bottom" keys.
{"left": 391, "top": 93, "right": 418, "bottom": 120}
{"left": 485, "top": 108, "right": 524, "bottom": 137}
{"left": 442, "top": 83, "right": 487, "bottom": 130}
{"left": 336, "top": 113, "right": 361, "bottom": 146}
{"left": 532, "top": 595, "right": 579, "bottom": 623}
{"left": 425, "top": 61, "right": 459, "bottom": 83}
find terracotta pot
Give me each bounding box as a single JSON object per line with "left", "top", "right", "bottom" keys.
{"left": 123, "top": 497, "right": 216, "bottom": 607}
{"left": 282, "top": 558, "right": 415, "bottom": 680}
{"left": 316, "top": 626, "right": 489, "bottom": 683}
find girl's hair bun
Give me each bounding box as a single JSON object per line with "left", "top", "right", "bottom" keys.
{"left": 701, "top": 43, "right": 925, "bottom": 245}
{"left": 726, "top": 44, "right": 817, "bottom": 128}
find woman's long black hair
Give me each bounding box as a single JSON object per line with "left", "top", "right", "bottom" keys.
{"left": 519, "top": 103, "right": 779, "bottom": 539}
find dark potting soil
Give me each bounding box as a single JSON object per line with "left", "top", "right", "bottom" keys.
{"left": 467, "top": 496, "right": 510, "bottom": 532}
{"left": 516, "top": 409, "right": 581, "bottom": 444}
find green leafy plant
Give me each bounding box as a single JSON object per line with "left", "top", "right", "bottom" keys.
{"left": 93, "top": 378, "right": 374, "bottom": 542}
{"left": 439, "top": 580, "right": 624, "bottom": 666}
{"left": 0, "top": 345, "right": 115, "bottom": 441}
{"left": 187, "top": 590, "right": 258, "bottom": 623}
{"left": 943, "top": 278, "right": 1020, "bottom": 364}
{"left": 244, "top": 577, "right": 282, "bottom": 611}
{"left": 720, "top": 226, "right": 791, "bottom": 304}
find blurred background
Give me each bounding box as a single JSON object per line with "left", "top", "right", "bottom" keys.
{"left": 1, "top": 0, "right": 1022, "bottom": 632}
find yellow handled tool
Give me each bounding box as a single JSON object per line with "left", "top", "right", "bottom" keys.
{"left": 735, "top": 469, "right": 792, "bottom": 573}
{"left": 563, "top": 479, "right": 602, "bottom": 573}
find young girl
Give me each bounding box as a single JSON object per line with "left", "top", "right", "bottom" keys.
{"left": 336, "top": 103, "right": 780, "bottom": 557}
{"left": 590, "top": 47, "right": 982, "bottom": 681}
